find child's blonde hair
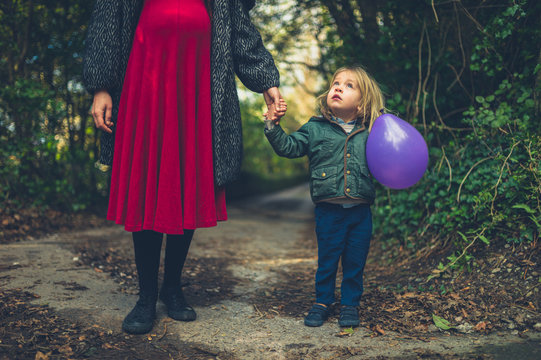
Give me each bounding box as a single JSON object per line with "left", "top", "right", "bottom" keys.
{"left": 317, "top": 66, "right": 385, "bottom": 131}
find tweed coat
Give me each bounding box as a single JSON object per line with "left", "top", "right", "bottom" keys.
{"left": 83, "top": 0, "right": 279, "bottom": 186}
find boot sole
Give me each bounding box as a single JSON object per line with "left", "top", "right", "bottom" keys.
{"left": 122, "top": 319, "right": 154, "bottom": 334}
{"left": 304, "top": 319, "right": 326, "bottom": 327}
{"left": 168, "top": 310, "right": 197, "bottom": 321}
{"left": 338, "top": 320, "right": 360, "bottom": 327}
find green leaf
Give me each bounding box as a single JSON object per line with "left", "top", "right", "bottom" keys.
{"left": 475, "top": 96, "right": 484, "bottom": 103}
{"left": 479, "top": 235, "right": 490, "bottom": 245}
{"left": 457, "top": 231, "right": 469, "bottom": 242}
{"left": 432, "top": 314, "right": 453, "bottom": 330}
{"left": 513, "top": 204, "right": 535, "bottom": 214}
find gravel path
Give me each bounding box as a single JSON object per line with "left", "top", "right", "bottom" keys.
{"left": 1, "top": 184, "right": 539, "bottom": 359}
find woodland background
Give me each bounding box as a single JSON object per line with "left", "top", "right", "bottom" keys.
{"left": 0, "top": 0, "right": 539, "bottom": 274}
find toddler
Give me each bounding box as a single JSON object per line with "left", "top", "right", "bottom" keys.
{"left": 264, "top": 66, "right": 384, "bottom": 327}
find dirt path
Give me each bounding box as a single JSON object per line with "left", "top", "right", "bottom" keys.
{"left": 1, "top": 184, "right": 540, "bottom": 359}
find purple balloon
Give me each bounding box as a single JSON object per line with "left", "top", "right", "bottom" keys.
{"left": 366, "top": 114, "right": 428, "bottom": 189}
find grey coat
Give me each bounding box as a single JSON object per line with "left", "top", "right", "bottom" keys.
{"left": 83, "top": 0, "right": 279, "bottom": 186}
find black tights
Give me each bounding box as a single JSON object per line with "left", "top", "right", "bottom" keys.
{"left": 132, "top": 229, "right": 194, "bottom": 296}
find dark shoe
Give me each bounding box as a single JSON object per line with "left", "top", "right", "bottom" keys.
{"left": 159, "top": 287, "right": 196, "bottom": 321}
{"left": 122, "top": 295, "right": 157, "bottom": 334}
{"left": 304, "top": 304, "right": 329, "bottom": 327}
{"left": 339, "top": 305, "right": 359, "bottom": 327}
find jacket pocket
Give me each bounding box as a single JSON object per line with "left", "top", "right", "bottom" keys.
{"left": 356, "top": 166, "right": 375, "bottom": 200}
{"left": 311, "top": 166, "right": 338, "bottom": 198}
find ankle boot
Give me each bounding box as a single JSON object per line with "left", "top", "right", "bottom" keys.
{"left": 160, "top": 285, "right": 196, "bottom": 321}
{"left": 122, "top": 293, "right": 157, "bottom": 334}
{"left": 122, "top": 230, "right": 163, "bottom": 334}
{"left": 161, "top": 230, "right": 196, "bottom": 321}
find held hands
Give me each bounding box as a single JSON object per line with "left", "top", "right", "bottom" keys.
{"left": 263, "top": 87, "right": 287, "bottom": 124}
{"left": 92, "top": 90, "right": 114, "bottom": 133}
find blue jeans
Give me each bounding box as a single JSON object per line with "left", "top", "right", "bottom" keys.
{"left": 314, "top": 202, "right": 372, "bottom": 306}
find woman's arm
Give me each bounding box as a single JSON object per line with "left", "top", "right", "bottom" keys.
{"left": 230, "top": 0, "right": 280, "bottom": 93}
{"left": 82, "top": 0, "right": 122, "bottom": 94}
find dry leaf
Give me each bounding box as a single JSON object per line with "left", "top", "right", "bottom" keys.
{"left": 475, "top": 321, "right": 487, "bottom": 331}
{"left": 57, "top": 345, "right": 73, "bottom": 354}
{"left": 336, "top": 330, "right": 353, "bottom": 337}
{"left": 35, "top": 351, "right": 49, "bottom": 360}
{"left": 374, "top": 324, "right": 385, "bottom": 336}
{"left": 400, "top": 292, "right": 416, "bottom": 298}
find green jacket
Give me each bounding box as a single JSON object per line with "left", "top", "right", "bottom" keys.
{"left": 265, "top": 116, "right": 375, "bottom": 204}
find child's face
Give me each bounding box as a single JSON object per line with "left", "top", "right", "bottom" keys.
{"left": 326, "top": 70, "right": 362, "bottom": 122}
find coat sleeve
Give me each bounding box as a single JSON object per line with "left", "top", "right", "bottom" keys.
{"left": 264, "top": 123, "right": 310, "bottom": 159}
{"left": 230, "top": 0, "right": 280, "bottom": 93}
{"left": 82, "top": 0, "right": 122, "bottom": 94}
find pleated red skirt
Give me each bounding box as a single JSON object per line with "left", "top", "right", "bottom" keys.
{"left": 107, "top": 0, "right": 227, "bottom": 234}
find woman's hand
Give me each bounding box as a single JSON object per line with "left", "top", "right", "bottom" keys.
{"left": 263, "top": 99, "right": 287, "bottom": 127}
{"left": 92, "top": 90, "right": 114, "bottom": 133}
{"left": 263, "top": 87, "right": 287, "bottom": 124}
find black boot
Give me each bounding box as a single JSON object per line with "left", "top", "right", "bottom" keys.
{"left": 160, "top": 230, "right": 196, "bottom": 321}
{"left": 159, "top": 286, "right": 197, "bottom": 321}
{"left": 122, "top": 293, "right": 158, "bottom": 334}
{"left": 122, "top": 230, "right": 163, "bottom": 334}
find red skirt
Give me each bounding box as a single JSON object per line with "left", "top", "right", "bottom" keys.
{"left": 107, "top": 0, "right": 227, "bottom": 234}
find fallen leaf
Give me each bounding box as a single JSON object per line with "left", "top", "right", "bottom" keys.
{"left": 400, "top": 292, "right": 416, "bottom": 298}
{"left": 336, "top": 327, "right": 354, "bottom": 337}
{"left": 57, "top": 345, "right": 73, "bottom": 354}
{"left": 35, "top": 351, "right": 49, "bottom": 360}
{"left": 373, "top": 324, "right": 385, "bottom": 336}
{"left": 475, "top": 321, "right": 487, "bottom": 331}
{"left": 432, "top": 314, "right": 454, "bottom": 330}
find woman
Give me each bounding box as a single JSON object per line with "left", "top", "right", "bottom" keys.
{"left": 83, "top": 0, "right": 285, "bottom": 334}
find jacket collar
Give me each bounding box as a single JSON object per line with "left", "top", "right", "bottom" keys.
{"left": 316, "top": 115, "right": 366, "bottom": 132}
